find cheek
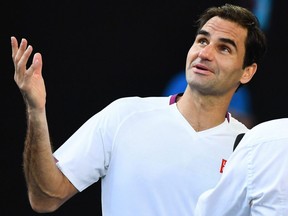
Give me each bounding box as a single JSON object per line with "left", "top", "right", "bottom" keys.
{"left": 216, "top": 61, "right": 242, "bottom": 83}
{"left": 224, "top": 56, "right": 244, "bottom": 72}
{"left": 222, "top": 69, "right": 243, "bottom": 85}
{"left": 218, "top": 59, "right": 243, "bottom": 76}
{"left": 186, "top": 47, "right": 198, "bottom": 66}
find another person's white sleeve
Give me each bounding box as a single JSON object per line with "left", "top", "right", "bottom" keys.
{"left": 194, "top": 138, "right": 251, "bottom": 216}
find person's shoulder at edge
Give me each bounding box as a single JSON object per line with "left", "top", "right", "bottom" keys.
{"left": 231, "top": 118, "right": 288, "bottom": 154}
{"left": 243, "top": 118, "right": 288, "bottom": 141}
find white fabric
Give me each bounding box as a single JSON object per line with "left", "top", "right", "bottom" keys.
{"left": 195, "top": 118, "right": 288, "bottom": 216}
{"left": 53, "top": 96, "right": 248, "bottom": 216}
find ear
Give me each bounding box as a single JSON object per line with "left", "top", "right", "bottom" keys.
{"left": 240, "top": 63, "right": 257, "bottom": 84}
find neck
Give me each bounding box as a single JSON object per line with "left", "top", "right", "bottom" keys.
{"left": 176, "top": 91, "right": 230, "bottom": 131}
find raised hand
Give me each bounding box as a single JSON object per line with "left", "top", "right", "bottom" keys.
{"left": 11, "top": 36, "right": 46, "bottom": 111}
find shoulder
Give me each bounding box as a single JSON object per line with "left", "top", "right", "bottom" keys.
{"left": 109, "top": 96, "right": 172, "bottom": 110}
{"left": 226, "top": 114, "right": 249, "bottom": 133}
{"left": 80, "top": 96, "right": 173, "bottom": 135}
{"left": 235, "top": 118, "right": 288, "bottom": 151}
{"left": 96, "top": 96, "right": 173, "bottom": 121}
{"left": 251, "top": 118, "right": 288, "bottom": 131}
{"left": 246, "top": 118, "right": 288, "bottom": 140}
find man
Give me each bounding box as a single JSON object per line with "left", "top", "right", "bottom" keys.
{"left": 195, "top": 118, "right": 288, "bottom": 215}
{"left": 11, "top": 4, "right": 266, "bottom": 215}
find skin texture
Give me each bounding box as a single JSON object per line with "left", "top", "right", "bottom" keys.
{"left": 11, "top": 16, "right": 257, "bottom": 213}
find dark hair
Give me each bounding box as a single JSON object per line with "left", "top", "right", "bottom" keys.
{"left": 196, "top": 4, "right": 267, "bottom": 68}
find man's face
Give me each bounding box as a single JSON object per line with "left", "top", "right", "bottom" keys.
{"left": 185, "top": 16, "right": 248, "bottom": 96}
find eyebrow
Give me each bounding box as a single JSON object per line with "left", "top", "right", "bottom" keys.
{"left": 197, "top": 29, "right": 238, "bottom": 51}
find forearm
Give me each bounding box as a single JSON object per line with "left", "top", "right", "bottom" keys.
{"left": 11, "top": 36, "right": 77, "bottom": 212}
{"left": 23, "top": 108, "right": 76, "bottom": 212}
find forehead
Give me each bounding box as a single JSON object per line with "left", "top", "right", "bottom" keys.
{"left": 201, "top": 16, "right": 248, "bottom": 47}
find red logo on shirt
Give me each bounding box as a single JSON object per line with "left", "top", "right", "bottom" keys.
{"left": 220, "top": 159, "right": 227, "bottom": 173}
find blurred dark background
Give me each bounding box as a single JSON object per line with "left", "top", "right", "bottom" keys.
{"left": 1, "top": 0, "right": 287, "bottom": 215}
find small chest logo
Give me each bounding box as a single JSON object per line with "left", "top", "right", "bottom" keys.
{"left": 220, "top": 159, "right": 227, "bottom": 173}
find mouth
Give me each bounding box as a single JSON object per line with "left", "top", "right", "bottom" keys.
{"left": 192, "top": 63, "right": 213, "bottom": 75}
{"left": 194, "top": 63, "right": 209, "bottom": 70}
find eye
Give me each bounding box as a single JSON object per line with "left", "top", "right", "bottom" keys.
{"left": 219, "top": 45, "right": 231, "bottom": 53}
{"left": 198, "top": 38, "right": 208, "bottom": 46}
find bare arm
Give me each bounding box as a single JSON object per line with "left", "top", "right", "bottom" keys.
{"left": 11, "top": 37, "right": 78, "bottom": 213}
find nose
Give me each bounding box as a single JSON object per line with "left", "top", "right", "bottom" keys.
{"left": 198, "top": 44, "right": 213, "bottom": 60}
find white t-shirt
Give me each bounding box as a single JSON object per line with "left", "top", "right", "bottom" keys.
{"left": 53, "top": 96, "right": 248, "bottom": 216}
{"left": 195, "top": 118, "right": 288, "bottom": 216}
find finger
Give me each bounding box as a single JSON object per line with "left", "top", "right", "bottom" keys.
{"left": 11, "top": 36, "right": 19, "bottom": 60}
{"left": 17, "top": 45, "right": 33, "bottom": 73}
{"left": 15, "top": 38, "right": 29, "bottom": 64}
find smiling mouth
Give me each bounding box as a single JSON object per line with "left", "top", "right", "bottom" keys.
{"left": 196, "top": 65, "right": 207, "bottom": 71}
{"left": 191, "top": 63, "right": 214, "bottom": 75}
{"left": 194, "top": 63, "right": 209, "bottom": 70}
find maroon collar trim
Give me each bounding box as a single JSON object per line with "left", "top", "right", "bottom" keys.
{"left": 169, "top": 93, "right": 230, "bottom": 123}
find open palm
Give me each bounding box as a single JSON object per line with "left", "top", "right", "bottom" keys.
{"left": 11, "top": 37, "right": 46, "bottom": 110}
